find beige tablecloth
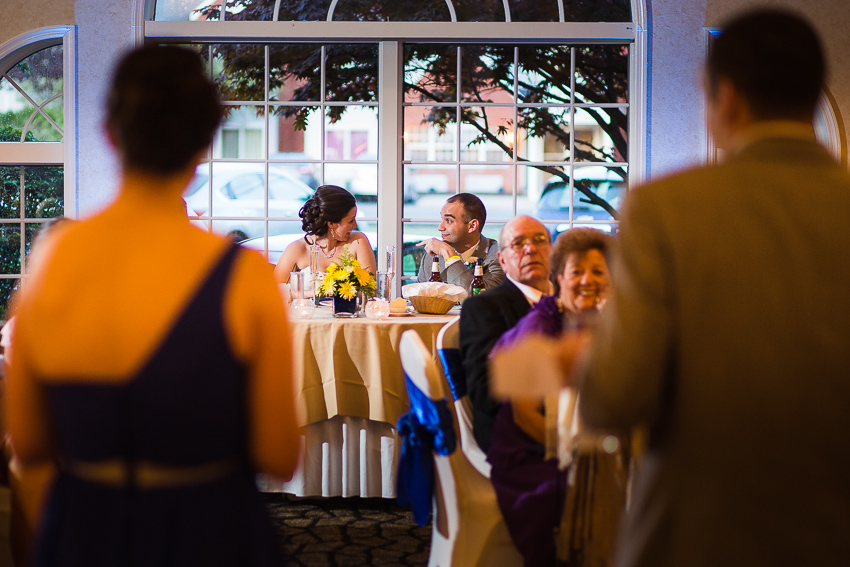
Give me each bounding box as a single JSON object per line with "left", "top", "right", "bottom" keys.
{"left": 261, "top": 305, "right": 459, "bottom": 498}
{"left": 290, "top": 305, "right": 458, "bottom": 428}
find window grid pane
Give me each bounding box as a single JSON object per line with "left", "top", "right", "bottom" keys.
{"left": 0, "top": 39, "right": 66, "bottom": 319}
{"left": 160, "top": 34, "right": 630, "bottom": 264}
{"left": 151, "top": 0, "right": 631, "bottom": 22}
{"left": 403, "top": 43, "right": 628, "bottom": 244}
{"left": 0, "top": 44, "right": 64, "bottom": 143}
{"left": 192, "top": 43, "right": 380, "bottom": 253}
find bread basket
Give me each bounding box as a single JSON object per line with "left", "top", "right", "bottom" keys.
{"left": 409, "top": 295, "right": 456, "bottom": 315}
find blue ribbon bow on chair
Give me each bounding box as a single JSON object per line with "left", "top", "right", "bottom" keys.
{"left": 396, "top": 374, "right": 456, "bottom": 526}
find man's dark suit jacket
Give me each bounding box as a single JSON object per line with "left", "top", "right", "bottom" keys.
{"left": 459, "top": 278, "right": 530, "bottom": 452}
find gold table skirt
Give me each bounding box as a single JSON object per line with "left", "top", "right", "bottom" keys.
{"left": 289, "top": 305, "right": 459, "bottom": 427}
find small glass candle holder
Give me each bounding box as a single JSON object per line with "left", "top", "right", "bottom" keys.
{"left": 290, "top": 297, "right": 316, "bottom": 319}
{"left": 290, "top": 271, "right": 307, "bottom": 300}
{"left": 364, "top": 298, "right": 391, "bottom": 320}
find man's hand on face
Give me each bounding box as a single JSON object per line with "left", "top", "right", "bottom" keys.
{"left": 415, "top": 238, "right": 457, "bottom": 260}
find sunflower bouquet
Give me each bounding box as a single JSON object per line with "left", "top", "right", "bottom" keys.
{"left": 319, "top": 246, "right": 376, "bottom": 300}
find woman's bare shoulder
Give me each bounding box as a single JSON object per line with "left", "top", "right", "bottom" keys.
{"left": 348, "top": 232, "right": 373, "bottom": 246}
{"left": 275, "top": 235, "right": 310, "bottom": 277}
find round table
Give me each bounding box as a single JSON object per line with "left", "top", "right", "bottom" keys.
{"left": 258, "top": 303, "right": 459, "bottom": 498}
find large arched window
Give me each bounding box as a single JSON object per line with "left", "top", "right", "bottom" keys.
{"left": 143, "top": 0, "right": 646, "bottom": 283}
{"left": 0, "top": 26, "right": 76, "bottom": 319}
{"left": 814, "top": 88, "right": 845, "bottom": 166}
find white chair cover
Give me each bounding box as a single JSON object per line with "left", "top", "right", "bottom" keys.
{"left": 435, "top": 318, "right": 492, "bottom": 478}
{"left": 399, "top": 330, "right": 522, "bottom": 567}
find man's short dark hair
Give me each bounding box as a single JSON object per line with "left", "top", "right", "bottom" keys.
{"left": 446, "top": 193, "right": 486, "bottom": 231}
{"left": 707, "top": 9, "right": 824, "bottom": 121}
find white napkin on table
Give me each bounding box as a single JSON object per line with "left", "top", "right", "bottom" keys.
{"left": 401, "top": 282, "right": 468, "bottom": 302}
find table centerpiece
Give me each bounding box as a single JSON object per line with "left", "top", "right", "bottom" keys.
{"left": 319, "top": 246, "right": 377, "bottom": 318}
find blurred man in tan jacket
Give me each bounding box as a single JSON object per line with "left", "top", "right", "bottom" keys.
{"left": 577, "top": 9, "right": 850, "bottom": 567}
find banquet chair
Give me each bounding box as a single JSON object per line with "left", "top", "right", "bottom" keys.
{"left": 397, "top": 330, "right": 522, "bottom": 567}
{"left": 435, "top": 318, "right": 491, "bottom": 478}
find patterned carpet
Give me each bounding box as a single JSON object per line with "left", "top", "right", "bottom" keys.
{"left": 264, "top": 494, "right": 431, "bottom": 567}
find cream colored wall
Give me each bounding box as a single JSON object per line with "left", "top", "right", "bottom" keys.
{"left": 0, "top": 0, "right": 74, "bottom": 46}
{"left": 706, "top": 0, "right": 850, "bottom": 165}
{"left": 73, "top": 0, "right": 137, "bottom": 215}
{"left": 645, "top": 0, "right": 710, "bottom": 179}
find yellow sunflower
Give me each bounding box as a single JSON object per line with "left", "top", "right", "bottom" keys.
{"left": 337, "top": 281, "right": 357, "bottom": 300}
{"left": 320, "top": 276, "right": 337, "bottom": 297}
{"left": 354, "top": 267, "right": 373, "bottom": 287}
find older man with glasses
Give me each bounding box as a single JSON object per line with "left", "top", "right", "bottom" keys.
{"left": 459, "top": 215, "right": 553, "bottom": 453}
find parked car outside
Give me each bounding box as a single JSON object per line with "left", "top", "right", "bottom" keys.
{"left": 270, "top": 152, "right": 319, "bottom": 189}
{"left": 534, "top": 166, "right": 627, "bottom": 237}
{"left": 184, "top": 162, "right": 314, "bottom": 241}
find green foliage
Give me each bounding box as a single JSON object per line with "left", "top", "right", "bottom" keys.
{"left": 0, "top": 104, "right": 64, "bottom": 143}
{"left": 0, "top": 278, "right": 17, "bottom": 321}
{"left": 0, "top": 221, "right": 20, "bottom": 320}
{"left": 0, "top": 42, "right": 65, "bottom": 144}
{"left": 6, "top": 45, "right": 64, "bottom": 101}
{"left": 0, "top": 125, "right": 36, "bottom": 143}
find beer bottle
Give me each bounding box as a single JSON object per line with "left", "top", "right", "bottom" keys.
{"left": 429, "top": 257, "right": 442, "bottom": 282}
{"left": 471, "top": 259, "right": 485, "bottom": 295}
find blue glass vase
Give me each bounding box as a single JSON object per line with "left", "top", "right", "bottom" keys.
{"left": 332, "top": 293, "right": 358, "bottom": 318}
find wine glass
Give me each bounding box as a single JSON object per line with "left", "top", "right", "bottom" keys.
{"left": 385, "top": 245, "right": 396, "bottom": 300}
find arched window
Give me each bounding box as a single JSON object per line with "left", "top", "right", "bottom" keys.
{"left": 0, "top": 26, "right": 76, "bottom": 319}
{"left": 814, "top": 88, "right": 845, "bottom": 166}
{"left": 143, "top": 0, "right": 646, "bottom": 282}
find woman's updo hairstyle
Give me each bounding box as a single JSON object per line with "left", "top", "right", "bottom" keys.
{"left": 106, "top": 45, "right": 223, "bottom": 176}
{"left": 300, "top": 185, "right": 357, "bottom": 238}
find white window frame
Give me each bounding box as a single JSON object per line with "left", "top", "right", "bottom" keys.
{"left": 140, "top": 2, "right": 647, "bottom": 279}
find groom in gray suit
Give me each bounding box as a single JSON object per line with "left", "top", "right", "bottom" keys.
{"left": 576, "top": 9, "right": 850, "bottom": 567}
{"left": 416, "top": 193, "right": 503, "bottom": 294}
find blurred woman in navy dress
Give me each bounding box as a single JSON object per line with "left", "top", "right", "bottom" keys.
{"left": 5, "top": 45, "right": 299, "bottom": 566}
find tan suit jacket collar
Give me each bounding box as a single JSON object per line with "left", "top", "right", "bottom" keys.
{"left": 731, "top": 121, "right": 816, "bottom": 156}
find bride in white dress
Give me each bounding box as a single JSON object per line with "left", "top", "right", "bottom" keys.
{"left": 273, "top": 184, "right": 377, "bottom": 285}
